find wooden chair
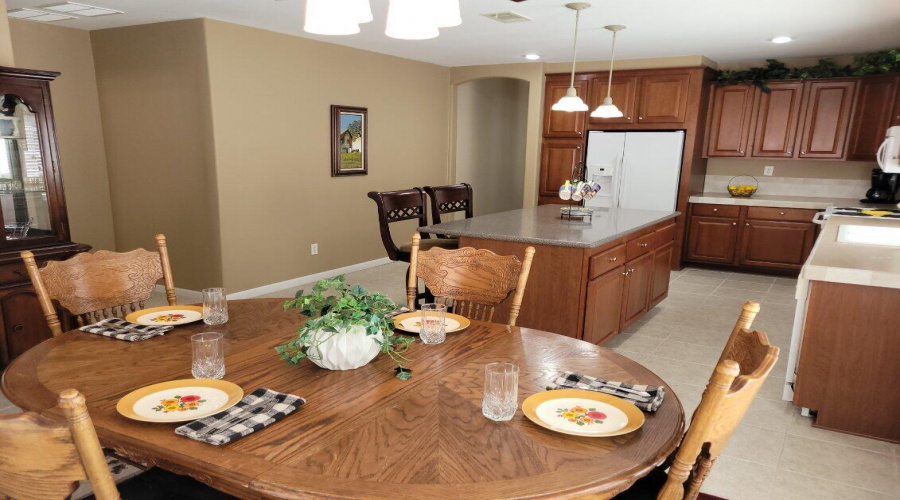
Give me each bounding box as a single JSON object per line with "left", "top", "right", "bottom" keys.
{"left": 0, "top": 389, "right": 120, "bottom": 500}
{"left": 406, "top": 233, "right": 535, "bottom": 326}
{"left": 367, "top": 188, "right": 457, "bottom": 262}
{"left": 423, "top": 183, "right": 473, "bottom": 234}
{"left": 614, "top": 303, "right": 778, "bottom": 500}
{"left": 21, "top": 234, "right": 177, "bottom": 336}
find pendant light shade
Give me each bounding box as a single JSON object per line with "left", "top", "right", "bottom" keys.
{"left": 435, "top": 0, "right": 462, "bottom": 28}
{"left": 386, "top": 0, "right": 439, "bottom": 40}
{"left": 553, "top": 3, "right": 591, "bottom": 113}
{"left": 591, "top": 25, "right": 626, "bottom": 119}
{"left": 304, "top": 0, "right": 361, "bottom": 35}
{"left": 349, "top": 0, "right": 374, "bottom": 24}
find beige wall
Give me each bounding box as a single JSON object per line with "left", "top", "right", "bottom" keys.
{"left": 455, "top": 78, "right": 528, "bottom": 216}
{"left": 0, "top": 0, "right": 14, "bottom": 66}
{"left": 90, "top": 20, "right": 222, "bottom": 289}
{"left": 543, "top": 55, "right": 715, "bottom": 74}
{"left": 202, "top": 19, "right": 451, "bottom": 292}
{"left": 707, "top": 159, "right": 875, "bottom": 180}
{"left": 10, "top": 19, "right": 116, "bottom": 251}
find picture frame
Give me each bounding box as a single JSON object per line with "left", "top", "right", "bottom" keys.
{"left": 331, "top": 105, "right": 368, "bottom": 177}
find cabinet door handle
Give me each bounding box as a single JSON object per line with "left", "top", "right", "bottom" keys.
{"left": 779, "top": 212, "right": 785, "bottom": 215}
{"left": 609, "top": 256, "right": 618, "bottom": 262}
{"left": 740, "top": 150, "right": 745, "bottom": 154}
{"left": 787, "top": 150, "right": 792, "bottom": 154}
{"left": 630, "top": 268, "right": 636, "bottom": 273}
{"left": 638, "top": 116, "right": 643, "bottom": 120}
{"left": 713, "top": 208, "right": 718, "bottom": 212}
{"left": 12, "top": 324, "right": 24, "bottom": 333}
{"left": 801, "top": 151, "right": 806, "bottom": 155}
{"left": 626, "top": 116, "right": 632, "bottom": 120}
{"left": 640, "top": 243, "right": 648, "bottom": 248}
{"left": 746, "top": 223, "right": 750, "bottom": 226}
{"left": 622, "top": 271, "right": 629, "bottom": 276}
{"left": 732, "top": 222, "right": 737, "bottom": 226}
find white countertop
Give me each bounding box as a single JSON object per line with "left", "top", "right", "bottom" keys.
{"left": 689, "top": 192, "right": 876, "bottom": 210}
{"left": 797, "top": 215, "right": 900, "bottom": 295}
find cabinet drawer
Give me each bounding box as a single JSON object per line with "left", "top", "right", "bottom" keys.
{"left": 626, "top": 233, "right": 656, "bottom": 260}
{"left": 0, "top": 263, "right": 30, "bottom": 285}
{"left": 746, "top": 207, "right": 818, "bottom": 223}
{"left": 654, "top": 223, "right": 676, "bottom": 247}
{"left": 589, "top": 244, "right": 626, "bottom": 280}
{"left": 692, "top": 204, "right": 741, "bottom": 218}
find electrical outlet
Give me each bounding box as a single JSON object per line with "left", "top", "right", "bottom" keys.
{"left": 311, "top": 243, "right": 318, "bottom": 255}
{"left": 764, "top": 166, "right": 775, "bottom": 176}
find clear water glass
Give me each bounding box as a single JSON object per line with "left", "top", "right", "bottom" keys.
{"left": 191, "top": 332, "right": 225, "bottom": 379}
{"left": 202, "top": 287, "right": 228, "bottom": 325}
{"left": 482, "top": 362, "right": 519, "bottom": 421}
{"left": 420, "top": 303, "right": 447, "bottom": 345}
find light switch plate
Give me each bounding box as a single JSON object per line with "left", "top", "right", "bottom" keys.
{"left": 764, "top": 166, "right": 775, "bottom": 176}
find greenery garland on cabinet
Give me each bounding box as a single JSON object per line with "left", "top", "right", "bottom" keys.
{"left": 716, "top": 49, "right": 900, "bottom": 92}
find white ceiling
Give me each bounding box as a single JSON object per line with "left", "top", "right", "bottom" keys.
{"left": 8, "top": 0, "right": 900, "bottom": 67}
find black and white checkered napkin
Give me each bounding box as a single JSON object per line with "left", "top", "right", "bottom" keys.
{"left": 79, "top": 318, "right": 173, "bottom": 342}
{"left": 175, "top": 388, "right": 305, "bottom": 446}
{"left": 547, "top": 371, "right": 666, "bottom": 412}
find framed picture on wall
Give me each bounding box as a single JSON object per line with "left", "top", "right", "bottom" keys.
{"left": 331, "top": 105, "right": 368, "bottom": 176}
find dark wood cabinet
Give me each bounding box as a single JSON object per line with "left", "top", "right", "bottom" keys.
{"left": 636, "top": 72, "right": 691, "bottom": 124}
{"left": 621, "top": 252, "right": 653, "bottom": 329}
{"left": 846, "top": 75, "right": 899, "bottom": 161}
{"left": 538, "top": 139, "right": 582, "bottom": 199}
{"left": 543, "top": 77, "right": 589, "bottom": 138}
{"left": 704, "top": 85, "right": 757, "bottom": 157}
{"left": 583, "top": 266, "right": 625, "bottom": 345}
{"left": 588, "top": 75, "right": 637, "bottom": 125}
{"left": 649, "top": 241, "right": 674, "bottom": 307}
{"left": 0, "top": 67, "right": 88, "bottom": 368}
{"left": 738, "top": 220, "right": 816, "bottom": 269}
{"left": 751, "top": 82, "right": 805, "bottom": 158}
{"left": 686, "top": 216, "right": 740, "bottom": 264}
{"left": 796, "top": 79, "right": 857, "bottom": 159}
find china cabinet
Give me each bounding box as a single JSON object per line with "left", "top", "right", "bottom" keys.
{"left": 0, "top": 66, "right": 89, "bottom": 367}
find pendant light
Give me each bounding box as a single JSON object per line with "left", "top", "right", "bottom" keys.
{"left": 552, "top": 3, "right": 591, "bottom": 112}
{"left": 591, "top": 25, "right": 626, "bottom": 118}
{"left": 435, "top": 0, "right": 462, "bottom": 28}
{"left": 304, "top": 0, "right": 362, "bottom": 36}
{"left": 350, "top": 0, "right": 374, "bottom": 24}
{"left": 386, "top": 0, "right": 439, "bottom": 40}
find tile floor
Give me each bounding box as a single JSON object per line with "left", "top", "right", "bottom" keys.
{"left": 2, "top": 263, "right": 898, "bottom": 499}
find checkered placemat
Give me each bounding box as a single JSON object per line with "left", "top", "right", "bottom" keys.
{"left": 79, "top": 318, "right": 174, "bottom": 342}
{"left": 547, "top": 371, "right": 666, "bottom": 412}
{"left": 175, "top": 388, "right": 305, "bottom": 446}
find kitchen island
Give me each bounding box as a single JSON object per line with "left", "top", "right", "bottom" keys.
{"left": 420, "top": 205, "right": 678, "bottom": 342}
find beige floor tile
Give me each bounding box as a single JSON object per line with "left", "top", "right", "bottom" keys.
{"left": 669, "top": 281, "right": 718, "bottom": 295}
{"left": 605, "top": 333, "right": 665, "bottom": 355}
{"left": 676, "top": 274, "right": 727, "bottom": 286}
{"left": 772, "top": 470, "right": 896, "bottom": 500}
{"left": 741, "top": 398, "right": 794, "bottom": 432}
{"left": 766, "top": 285, "right": 798, "bottom": 297}
{"left": 652, "top": 339, "right": 723, "bottom": 367}
{"left": 668, "top": 326, "right": 730, "bottom": 349}
{"left": 701, "top": 456, "right": 776, "bottom": 500}
{"left": 711, "top": 286, "right": 767, "bottom": 301}
{"left": 622, "top": 321, "right": 676, "bottom": 339}
{"left": 727, "top": 273, "right": 776, "bottom": 284}
{"left": 719, "top": 280, "right": 773, "bottom": 292}
{"left": 787, "top": 413, "right": 899, "bottom": 456}
{"left": 609, "top": 348, "right": 649, "bottom": 364}
{"left": 722, "top": 423, "right": 786, "bottom": 466}
{"left": 639, "top": 355, "right": 715, "bottom": 387}
{"left": 774, "top": 277, "right": 799, "bottom": 287}
{"left": 684, "top": 268, "right": 733, "bottom": 278}
{"left": 779, "top": 435, "right": 897, "bottom": 495}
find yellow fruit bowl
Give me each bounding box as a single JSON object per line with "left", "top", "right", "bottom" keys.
{"left": 727, "top": 176, "right": 758, "bottom": 198}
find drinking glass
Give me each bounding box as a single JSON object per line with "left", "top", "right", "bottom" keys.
{"left": 202, "top": 287, "right": 228, "bottom": 325}
{"left": 420, "top": 303, "right": 447, "bottom": 345}
{"left": 482, "top": 362, "right": 519, "bottom": 421}
{"left": 191, "top": 332, "right": 225, "bottom": 379}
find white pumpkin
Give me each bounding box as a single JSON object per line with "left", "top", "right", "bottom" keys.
{"left": 305, "top": 324, "right": 383, "bottom": 371}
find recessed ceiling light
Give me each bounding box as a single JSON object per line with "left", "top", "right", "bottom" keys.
{"left": 771, "top": 36, "right": 793, "bottom": 44}
{"left": 524, "top": 54, "right": 541, "bottom": 60}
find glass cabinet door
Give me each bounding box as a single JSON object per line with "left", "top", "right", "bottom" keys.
{"left": 0, "top": 94, "right": 54, "bottom": 243}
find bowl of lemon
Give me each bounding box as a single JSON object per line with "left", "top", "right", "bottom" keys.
{"left": 727, "top": 176, "right": 758, "bottom": 198}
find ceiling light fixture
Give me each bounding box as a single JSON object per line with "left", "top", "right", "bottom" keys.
{"left": 385, "top": 0, "right": 439, "bottom": 40}
{"left": 7, "top": 8, "right": 75, "bottom": 22}
{"left": 41, "top": 2, "right": 122, "bottom": 17}
{"left": 771, "top": 36, "right": 793, "bottom": 44}
{"left": 349, "top": 0, "right": 374, "bottom": 24}
{"left": 435, "top": 0, "right": 462, "bottom": 28}
{"left": 524, "top": 54, "right": 541, "bottom": 60}
{"left": 591, "top": 25, "right": 626, "bottom": 119}
{"left": 552, "top": 3, "right": 591, "bottom": 113}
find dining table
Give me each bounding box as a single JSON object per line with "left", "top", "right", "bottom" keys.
{"left": 1, "top": 298, "right": 685, "bottom": 500}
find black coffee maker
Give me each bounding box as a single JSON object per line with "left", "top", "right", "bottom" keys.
{"left": 862, "top": 169, "right": 900, "bottom": 204}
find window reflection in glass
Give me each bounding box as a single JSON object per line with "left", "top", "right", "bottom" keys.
{"left": 0, "top": 94, "right": 51, "bottom": 240}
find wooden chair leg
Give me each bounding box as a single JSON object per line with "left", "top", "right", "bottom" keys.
{"left": 684, "top": 456, "right": 715, "bottom": 500}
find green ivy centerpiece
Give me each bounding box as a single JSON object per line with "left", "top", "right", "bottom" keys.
{"left": 276, "top": 276, "right": 415, "bottom": 379}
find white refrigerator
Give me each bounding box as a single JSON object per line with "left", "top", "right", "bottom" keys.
{"left": 584, "top": 131, "right": 685, "bottom": 211}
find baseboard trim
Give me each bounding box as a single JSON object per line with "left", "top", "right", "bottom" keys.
{"left": 228, "top": 257, "right": 393, "bottom": 300}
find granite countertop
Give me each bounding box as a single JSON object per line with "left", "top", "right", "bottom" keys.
{"left": 419, "top": 205, "right": 678, "bottom": 249}
{"left": 688, "top": 192, "right": 882, "bottom": 210}
{"left": 797, "top": 216, "right": 900, "bottom": 295}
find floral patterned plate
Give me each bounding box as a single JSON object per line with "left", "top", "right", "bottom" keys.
{"left": 522, "top": 388, "right": 645, "bottom": 437}
{"left": 125, "top": 305, "right": 204, "bottom": 326}
{"left": 116, "top": 379, "right": 243, "bottom": 423}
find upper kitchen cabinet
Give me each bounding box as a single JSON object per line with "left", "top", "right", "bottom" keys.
{"left": 796, "top": 79, "right": 857, "bottom": 159}
{"left": 846, "top": 75, "right": 898, "bottom": 161}
{"left": 750, "top": 82, "right": 805, "bottom": 158}
{"left": 588, "top": 74, "right": 637, "bottom": 125}
{"left": 543, "top": 76, "right": 589, "bottom": 138}
{"left": 636, "top": 72, "right": 691, "bottom": 125}
{"left": 538, "top": 139, "right": 583, "bottom": 204}
{"left": 704, "top": 84, "right": 757, "bottom": 157}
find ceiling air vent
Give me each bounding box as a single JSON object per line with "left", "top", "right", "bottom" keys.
{"left": 481, "top": 11, "right": 533, "bottom": 23}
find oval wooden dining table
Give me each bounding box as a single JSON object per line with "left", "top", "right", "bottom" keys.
{"left": 1, "top": 299, "right": 684, "bottom": 500}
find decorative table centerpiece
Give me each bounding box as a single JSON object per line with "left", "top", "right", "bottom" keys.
{"left": 276, "top": 276, "right": 415, "bottom": 379}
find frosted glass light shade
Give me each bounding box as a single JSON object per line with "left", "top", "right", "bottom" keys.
{"left": 386, "top": 0, "right": 439, "bottom": 40}
{"left": 552, "top": 87, "right": 589, "bottom": 112}
{"left": 349, "top": 0, "right": 374, "bottom": 24}
{"left": 590, "top": 96, "right": 624, "bottom": 118}
{"left": 304, "top": 0, "right": 361, "bottom": 35}
{"left": 435, "top": 0, "right": 462, "bottom": 28}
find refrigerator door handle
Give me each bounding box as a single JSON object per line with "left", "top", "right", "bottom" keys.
{"left": 617, "top": 154, "right": 626, "bottom": 208}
